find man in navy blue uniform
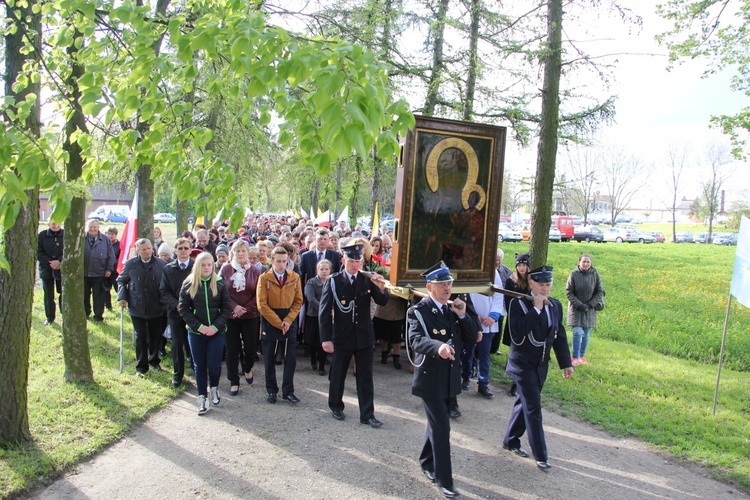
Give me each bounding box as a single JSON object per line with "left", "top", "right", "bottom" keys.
{"left": 407, "top": 261, "right": 479, "bottom": 498}
{"left": 502, "top": 265, "right": 574, "bottom": 470}
{"left": 319, "top": 242, "right": 389, "bottom": 427}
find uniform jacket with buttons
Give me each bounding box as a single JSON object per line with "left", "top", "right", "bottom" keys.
{"left": 506, "top": 295, "right": 572, "bottom": 382}
{"left": 408, "top": 297, "right": 478, "bottom": 400}
{"left": 318, "top": 271, "right": 389, "bottom": 350}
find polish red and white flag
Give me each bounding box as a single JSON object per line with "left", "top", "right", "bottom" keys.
{"left": 117, "top": 189, "right": 139, "bottom": 273}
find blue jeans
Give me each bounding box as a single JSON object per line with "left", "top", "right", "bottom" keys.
{"left": 188, "top": 331, "right": 225, "bottom": 397}
{"left": 462, "top": 331, "right": 495, "bottom": 387}
{"left": 572, "top": 326, "right": 591, "bottom": 358}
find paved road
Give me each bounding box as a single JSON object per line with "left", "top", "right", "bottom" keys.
{"left": 33, "top": 352, "right": 747, "bottom": 499}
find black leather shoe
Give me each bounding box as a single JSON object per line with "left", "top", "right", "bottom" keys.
{"left": 150, "top": 364, "right": 163, "bottom": 372}
{"left": 392, "top": 356, "right": 402, "bottom": 370}
{"left": 282, "top": 394, "right": 300, "bottom": 404}
{"left": 332, "top": 410, "right": 345, "bottom": 421}
{"left": 449, "top": 407, "right": 462, "bottom": 419}
{"left": 478, "top": 386, "right": 495, "bottom": 399}
{"left": 421, "top": 468, "right": 436, "bottom": 483}
{"left": 536, "top": 460, "right": 552, "bottom": 470}
{"left": 318, "top": 368, "right": 326, "bottom": 376}
{"left": 508, "top": 383, "right": 517, "bottom": 397}
{"left": 360, "top": 417, "right": 383, "bottom": 428}
{"left": 171, "top": 378, "right": 182, "bottom": 387}
{"left": 440, "top": 486, "right": 460, "bottom": 498}
{"left": 461, "top": 378, "right": 470, "bottom": 390}
{"left": 502, "top": 444, "right": 529, "bottom": 458}
{"left": 267, "top": 393, "right": 277, "bottom": 404}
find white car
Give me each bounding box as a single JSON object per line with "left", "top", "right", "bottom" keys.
{"left": 154, "top": 212, "right": 176, "bottom": 223}
{"left": 549, "top": 227, "right": 562, "bottom": 242}
{"left": 497, "top": 224, "right": 523, "bottom": 242}
{"left": 602, "top": 227, "right": 638, "bottom": 243}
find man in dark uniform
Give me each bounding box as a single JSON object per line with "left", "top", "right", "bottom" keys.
{"left": 502, "top": 265, "right": 574, "bottom": 470}
{"left": 160, "top": 237, "right": 194, "bottom": 386}
{"left": 407, "top": 261, "right": 478, "bottom": 498}
{"left": 319, "top": 242, "right": 389, "bottom": 427}
{"left": 38, "top": 220, "right": 64, "bottom": 325}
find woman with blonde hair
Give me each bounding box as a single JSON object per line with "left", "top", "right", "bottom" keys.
{"left": 179, "top": 252, "right": 232, "bottom": 415}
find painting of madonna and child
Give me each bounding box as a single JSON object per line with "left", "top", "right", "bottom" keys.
{"left": 391, "top": 115, "right": 507, "bottom": 288}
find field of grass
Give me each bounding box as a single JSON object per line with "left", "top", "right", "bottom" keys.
{"left": 494, "top": 239, "right": 750, "bottom": 490}
{"left": 1, "top": 228, "right": 748, "bottom": 496}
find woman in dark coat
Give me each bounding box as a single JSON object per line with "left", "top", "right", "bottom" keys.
{"left": 180, "top": 252, "right": 232, "bottom": 415}
{"left": 565, "top": 253, "right": 605, "bottom": 365}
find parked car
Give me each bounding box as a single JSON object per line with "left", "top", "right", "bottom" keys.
{"left": 497, "top": 223, "right": 523, "bottom": 242}
{"left": 89, "top": 204, "right": 129, "bottom": 221}
{"left": 499, "top": 214, "right": 511, "bottom": 224}
{"left": 106, "top": 211, "right": 128, "bottom": 223}
{"left": 602, "top": 227, "right": 638, "bottom": 243}
{"left": 674, "top": 231, "right": 694, "bottom": 243}
{"left": 573, "top": 226, "right": 604, "bottom": 243}
{"left": 549, "top": 227, "right": 562, "bottom": 242}
{"left": 632, "top": 230, "right": 656, "bottom": 244}
{"left": 713, "top": 233, "right": 739, "bottom": 246}
{"left": 516, "top": 223, "right": 532, "bottom": 241}
{"left": 694, "top": 232, "right": 711, "bottom": 244}
{"left": 154, "top": 212, "right": 176, "bottom": 223}
{"left": 649, "top": 231, "right": 666, "bottom": 243}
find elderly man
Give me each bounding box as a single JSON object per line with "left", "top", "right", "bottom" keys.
{"left": 408, "top": 261, "right": 479, "bottom": 498}
{"left": 118, "top": 238, "right": 167, "bottom": 376}
{"left": 194, "top": 229, "right": 217, "bottom": 259}
{"left": 83, "top": 219, "right": 115, "bottom": 323}
{"left": 38, "top": 220, "right": 64, "bottom": 325}
{"left": 319, "top": 242, "right": 389, "bottom": 427}
{"left": 502, "top": 265, "right": 574, "bottom": 470}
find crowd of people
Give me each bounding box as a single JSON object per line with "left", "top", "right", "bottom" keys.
{"left": 37, "top": 212, "right": 605, "bottom": 498}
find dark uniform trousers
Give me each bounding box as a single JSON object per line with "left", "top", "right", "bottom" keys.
{"left": 262, "top": 338, "right": 296, "bottom": 397}
{"left": 420, "top": 397, "right": 454, "bottom": 489}
{"left": 503, "top": 361, "right": 550, "bottom": 462}
{"left": 328, "top": 347, "right": 375, "bottom": 420}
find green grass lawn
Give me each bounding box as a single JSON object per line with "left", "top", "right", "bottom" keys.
{"left": 1, "top": 236, "right": 748, "bottom": 496}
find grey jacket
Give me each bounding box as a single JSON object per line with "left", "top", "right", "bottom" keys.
{"left": 565, "top": 266, "right": 604, "bottom": 328}
{"left": 83, "top": 232, "right": 115, "bottom": 278}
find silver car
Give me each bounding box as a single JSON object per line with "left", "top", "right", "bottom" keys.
{"left": 602, "top": 227, "right": 638, "bottom": 243}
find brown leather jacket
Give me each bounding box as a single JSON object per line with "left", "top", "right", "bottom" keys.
{"left": 256, "top": 268, "right": 303, "bottom": 330}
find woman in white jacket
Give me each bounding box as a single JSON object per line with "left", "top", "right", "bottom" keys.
{"left": 465, "top": 270, "right": 506, "bottom": 398}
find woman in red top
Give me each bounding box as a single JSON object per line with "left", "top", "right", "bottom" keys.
{"left": 219, "top": 239, "right": 261, "bottom": 395}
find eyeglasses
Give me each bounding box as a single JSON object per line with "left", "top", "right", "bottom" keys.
{"left": 176, "top": 246, "right": 190, "bottom": 251}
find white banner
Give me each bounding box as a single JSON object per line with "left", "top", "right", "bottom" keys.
{"left": 730, "top": 215, "right": 750, "bottom": 309}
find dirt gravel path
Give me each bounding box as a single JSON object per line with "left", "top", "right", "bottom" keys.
{"left": 33, "top": 351, "right": 746, "bottom": 499}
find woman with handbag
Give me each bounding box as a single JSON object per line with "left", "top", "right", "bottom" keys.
{"left": 565, "top": 253, "right": 605, "bottom": 366}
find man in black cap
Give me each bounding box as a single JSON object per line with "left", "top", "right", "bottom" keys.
{"left": 502, "top": 265, "right": 573, "bottom": 470}
{"left": 319, "top": 241, "right": 390, "bottom": 427}
{"left": 407, "top": 260, "right": 479, "bottom": 498}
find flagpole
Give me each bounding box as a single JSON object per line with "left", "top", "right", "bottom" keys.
{"left": 713, "top": 290, "right": 733, "bottom": 416}
{"left": 119, "top": 307, "right": 124, "bottom": 374}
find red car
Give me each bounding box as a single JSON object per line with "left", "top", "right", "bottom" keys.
{"left": 650, "top": 231, "right": 665, "bottom": 243}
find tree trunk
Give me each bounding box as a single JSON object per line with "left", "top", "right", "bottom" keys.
{"left": 136, "top": 161, "right": 154, "bottom": 241}
{"left": 529, "top": 0, "right": 562, "bottom": 269}
{"left": 61, "top": 30, "right": 94, "bottom": 383}
{"left": 463, "top": 0, "right": 481, "bottom": 121}
{"left": 351, "top": 156, "right": 362, "bottom": 222}
{"left": 176, "top": 198, "right": 188, "bottom": 234}
{"left": 424, "top": 0, "right": 449, "bottom": 116}
{"left": 0, "top": 0, "right": 40, "bottom": 444}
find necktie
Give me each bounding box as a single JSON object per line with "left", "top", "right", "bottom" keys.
{"left": 442, "top": 304, "right": 450, "bottom": 316}
{"left": 180, "top": 263, "right": 186, "bottom": 271}
{"left": 318, "top": 252, "right": 323, "bottom": 261}
{"left": 279, "top": 274, "right": 284, "bottom": 287}
{"left": 541, "top": 306, "right": 549, "bottom": 327}
{"left": 350, "top": 274, "right": 355, "bottom": 286}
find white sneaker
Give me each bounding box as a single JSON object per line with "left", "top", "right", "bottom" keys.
{"left": 210, "top": 386, "right": 220, "bottom": 406}
{"left": 198, "top": 395, "right": 208, "bottom": 415}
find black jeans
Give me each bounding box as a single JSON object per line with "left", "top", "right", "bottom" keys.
{"left": 262, "top": 338, "right": 296, "bottom": 397}
{"left": 170, "top": 317, "right": 191, "bottom": 382}
{"left": 226, "top": 317, "right": 259, "bottom": 385}
{"left": 42, "top": 277, "right": 62, "bottom": 322}
{"left": 130, "top": 315, "right": 164, "bottom": 373}
{"left": 84, "top": 276, "right": 106, "bottom": 320}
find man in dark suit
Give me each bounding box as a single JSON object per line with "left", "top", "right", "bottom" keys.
{"left": 299, "top": 228, "right": 341, "bottom": 286}
{"left": 38, "top": 220, "right": 64, "bottom": 325}
{"left": 319, "top": 242, "right": 389, "bottom": 427}
{"left": 160, "top": 237, "right": 194, "bottom": 386}
{"left": 117, "top": 238, "right": 167, "bottom": 376}
{"left": 407, "top": 261, "right": 479, "bottom": 498}
{"left": 502, "top": 265, "right": 574, "bottom": 470}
